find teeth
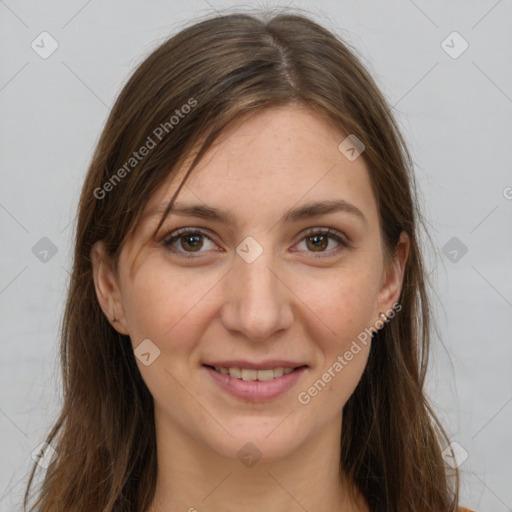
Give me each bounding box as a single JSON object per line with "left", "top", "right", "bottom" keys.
{"left": 228, "top": 367, "right": 241, "bottom": 379}
{"left": 273, "top": 367, "right": 284, "bottom": 378}
{"left": 213, "top": 366, "right": 297, "bottom": 381}
{"left": 252, "top": 369, "right": 273, "bottom": 381}
{"left": 241, "top": 368, "right": 258, "bottom": 381}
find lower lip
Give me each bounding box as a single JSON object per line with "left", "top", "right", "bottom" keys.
{"left": 203, "top": 365, "right": 308, "bottom": 402}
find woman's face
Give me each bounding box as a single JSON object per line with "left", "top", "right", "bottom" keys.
{"left": 93, "top": 104, "right": 408, "bottom": 462}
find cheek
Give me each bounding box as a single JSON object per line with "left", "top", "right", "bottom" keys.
{"left": 295, "top": 275, "right": 375, "bottom": 413}
{"left": 296, "top": 264, "right": 381, "bottom": 342}
{"left": 121, "top": 260, "right": 218, "bottom": 347}
{"left": 122, "top": 262, "right": 217, "bottom": 402}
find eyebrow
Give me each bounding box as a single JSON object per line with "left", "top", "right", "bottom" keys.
{"left": 149, "top": 199, "right": 367, "bottom": 227}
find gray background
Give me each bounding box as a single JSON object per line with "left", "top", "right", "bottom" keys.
{"left": 1, "top": 1, "right": 511, "bottom": 510}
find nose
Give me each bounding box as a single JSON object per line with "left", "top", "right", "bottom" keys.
{"left": 220, "top": 249, "right": 294, "bottom": 342}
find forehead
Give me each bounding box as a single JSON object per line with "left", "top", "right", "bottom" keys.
{"left": 145, "top": 105, "right": 378, "bottom": 229}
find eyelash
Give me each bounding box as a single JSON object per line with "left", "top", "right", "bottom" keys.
{"left": 161, "top": 227, "right": 349, "bottom": 259}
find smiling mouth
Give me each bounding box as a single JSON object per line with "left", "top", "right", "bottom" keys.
{"left": 203, "top": 364, "right": 308, "bottom": 382}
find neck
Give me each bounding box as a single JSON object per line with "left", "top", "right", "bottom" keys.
{"left": 146, "top": 410, "right": 368, "bottom": 512}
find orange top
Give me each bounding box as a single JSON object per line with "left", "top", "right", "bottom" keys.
{"left": 460, "top": 508, "right": 476, "bottom": 512}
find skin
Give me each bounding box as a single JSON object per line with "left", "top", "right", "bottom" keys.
{"left": 92, "top": 104, "right": 409, "bottom": 512}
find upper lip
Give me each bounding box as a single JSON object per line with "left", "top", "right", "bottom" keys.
{"left": 203, "top": 360, "right": 308, "bottom": 370}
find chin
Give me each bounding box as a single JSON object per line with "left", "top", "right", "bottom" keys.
{"left": 202, "top": 419, "right": 306, "bottom": 462}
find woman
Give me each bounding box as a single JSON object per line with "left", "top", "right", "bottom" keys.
{"left": 23, "top": 10, "right": 474, "bottom": 512}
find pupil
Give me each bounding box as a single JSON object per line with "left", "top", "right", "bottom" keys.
{"left": 184, "top": 235, "right": 202, "bottom": 251}
{"left": 308, "top": 235, "right": 327, "bottom": 251}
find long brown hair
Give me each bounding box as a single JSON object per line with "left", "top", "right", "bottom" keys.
{"left": 23, "top": 9, "right": 459, "bottom": 511}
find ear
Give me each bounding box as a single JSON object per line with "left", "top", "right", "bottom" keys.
{"left": 90, "top": 241, "right": 130, "bottom": 335}
{"left": 375, "top": 231, "right": 410, "bottom": 319}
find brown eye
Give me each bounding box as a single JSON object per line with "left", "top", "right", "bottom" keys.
{"left": 296, "top": 228, "right": 349, "bottom": 257}
{"left": 162, "top": 228, "right": 216, "bottom": 258}
{"left": 180, "top": 233, "right": 203, "bottom": 252}
{"left": 306, "top": 234, "right": 329, "bottom": 251}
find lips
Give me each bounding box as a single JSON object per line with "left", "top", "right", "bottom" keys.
{"left": 202, "top": 363, "right": 309, "bottom": 402}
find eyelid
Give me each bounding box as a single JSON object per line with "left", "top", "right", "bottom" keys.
{"left": 161, "top": 227, "right": 219, "bottom": 258}
{"left": 291, "top": 227, "right": 349, "bottom": 258}
{"left": 299, "top": 227, "right": 349, "bottom": 246}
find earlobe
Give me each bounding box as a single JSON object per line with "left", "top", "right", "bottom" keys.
{"left": 90, "top": 241, "right": 130, "bottom": 335}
